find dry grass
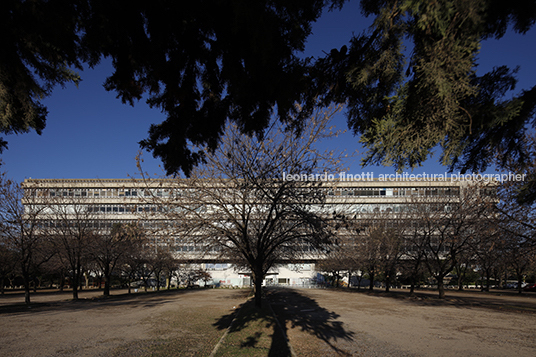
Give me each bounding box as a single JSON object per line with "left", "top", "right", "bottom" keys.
{"left": 213, "top": 298, "right": 292, "bottom": 357}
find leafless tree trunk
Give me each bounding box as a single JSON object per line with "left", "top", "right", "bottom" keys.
{"left": 139, "top": 106, "right": 346, "bottom": 308}
{"left": 46, "top": 188, "right": 98, "bottom": 300}
{"left": 421, "top": 184, "right": 489, "bottom": 299}
{"left": 494, "top": 179, "right": 536, "bottom": 293}
{"left": 1, "top": 174, "right": 55, "bottom": 305}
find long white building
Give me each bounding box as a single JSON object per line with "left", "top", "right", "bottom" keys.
{"left": 22, "top": 177, "right": 490, "bottom": 287}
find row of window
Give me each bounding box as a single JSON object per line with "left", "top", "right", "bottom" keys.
{"left": 85, "top": 204, "right": 202, "bottom": 214}
{"left": 327, "top": 187, "right": 460, "bottom": 197}
{"left": 31, "top": 188, "right": 182, "bottom": 198}
{"left": 28, "top": 186, "right": 463, "bottom": 199}
{"left": 79, "top": 203, "right": 453, "bottom": 215}
{"left": 38, "top": 202, "right": 453, "bottom": 216}
{"left": 329, "top": 203, "right": 454, "bottom": 214}
{"left": 40, "top": 219, "right": 185, "bottom": 230}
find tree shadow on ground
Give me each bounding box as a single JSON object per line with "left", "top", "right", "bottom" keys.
{"left": 266, "top": 288, "right": 355, "bottom": 356}
{"left": 213, "top": 296, "right": 292, "bottom": 356}
{"left": 335, "top": 287, "right": 536, "bottom": 314}
{"left": 0, "top": 288, "right": 235, "bottom": 316}
{"left": 214, "top": 288, "right": 355, "bottom": 356}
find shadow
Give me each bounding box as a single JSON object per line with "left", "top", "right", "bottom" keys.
{"left": 334, "top": 287, "right": 536, "bottom": 314}
{"left": 214, "top": 288, "right": 355, "bottom": 356}
{"left": 241, "top": 331, "right": 262, "bottom": 347}
{"left": 213, "top": 297, "right": 292, "bottom": 356}
{"left": 0, "top": 288, "right": 213, "bottom": 316}
{"left": 214, "top": 288, "right": 252, "bottom": 300}
{"left": 267, "top": 288, "right": 355, "bottom": 356}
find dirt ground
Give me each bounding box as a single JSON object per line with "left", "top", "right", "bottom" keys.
{"left": 0, "top": 288, "right": 249, "bottom": 357}
{"left": 1, "top": 288, "right": 536, "bottom": 356}
{"left": 268, "top": 288, "right": 536, "bottom": 357}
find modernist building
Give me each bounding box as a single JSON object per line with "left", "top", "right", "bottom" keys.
{"left": 22, "top": 177, "right": 489, "bottom": 287}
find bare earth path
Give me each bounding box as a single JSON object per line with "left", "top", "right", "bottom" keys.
{"left": 268, "top": 288, "right": 536, "bottom": 357}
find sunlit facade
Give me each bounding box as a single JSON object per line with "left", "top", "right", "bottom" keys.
{"left": 22, "top": 178, "right": 486, "bottom": 286}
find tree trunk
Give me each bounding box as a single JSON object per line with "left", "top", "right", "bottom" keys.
{"left": 59, "top": 271, "right": 65, "bottom": 292}
{"left": 368, "top": 270, "right": 374, "bottom": 291}
{"left": 73, "top": 283, "right": 79, "bottom": 299}
{"left": 103, "top": 276, "right": 111, "bottom": 296}
{"left": 385, "top": 267, "right": 393, "bottom": 293}
{"left": 496, "top": 271, "right": 503, "bottom": 289}
{"left": 457, "top": 276, "right": 464, "bottom": 291}
{"left": 253, "top": 267, "right": 263, "bottom": 308}
{"left": 485, "top": 269, "right": 491, "bottom": 291}
{"left": 104, "top": 278, "right": 111, "bottom": 296}
{"left": 517, "top": 275, "right": 523, "bottom": 294}
{"left": 72, "top": 269, "right": 80, "bottom": 300}
{"left": 23, "top": 272, "right": 31, "bottom": 305}
{"left": 437, "top": 277, "right": 445, "bottom": 299}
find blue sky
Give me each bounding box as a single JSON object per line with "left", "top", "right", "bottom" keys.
{"left": 2, "top": 2, "right": 535, "bottom": 183}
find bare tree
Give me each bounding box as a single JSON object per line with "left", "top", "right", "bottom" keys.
{"left": 316, "top": 248, "right": 347, "bottom": 287}
{"left": 89, "top": 223, "right": 136, "bottom": 296}
{"left": 378, "top": 222, "right": 405, "bottom": 292}
{"left": 503, "top": 234, "right": 535, "bottom": 293}
{"left": 0, "top": 233, "right": 17, "bottom": 294}
{"left": 141, "top": 106, "right": 346, "bottom": 307}
{"left": 47, "top": 188, "right": 97, "bottom": 300}
{"left": 148, "top": 246, "right": 178, "bottom": 291}
{"left": 400, "top": 206, "right": 431, "bottom": 296}
{"left": 360, "top": 226, "right": 383, "bottom": 291}
{"left": 493, "top": 179, "right": 536, "bottom": 292}
{"left": 471, "top": 219, "right": 504, "bottom": 291}
{"left": 336, "top": 210, "right": 404, "bottom": 292}
{"left": 177, "top": 264, "right": 210, "bottom": 288}
{"left": 420, "top": 185, "right": 489, "bottom": 299}
{"left": 1, "top": 175, "right": 55, "bottom": 304}
{"left": 119, "top": 224, "right": 150, "bottom": 293}
{"left": 159, "top": 248, "right": 180, "bottom": 290}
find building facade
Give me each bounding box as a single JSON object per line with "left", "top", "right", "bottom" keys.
{"left": 22, "top": 177, "right": 488, "bottom": 287}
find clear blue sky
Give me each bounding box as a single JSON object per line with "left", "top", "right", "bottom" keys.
{"left": 2, "top": 1, "right": 535, "bottom": 183}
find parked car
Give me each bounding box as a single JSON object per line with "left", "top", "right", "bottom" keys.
{"left": 504, "top": 282, "right": 527, "bottom": 289}
{"left": 523, "top": 283, "right": 536, "bottom": 292}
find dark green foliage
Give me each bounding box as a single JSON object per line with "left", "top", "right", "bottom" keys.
{"left": 314, "top": 0, "right": 536, "bottom": 177}
{"left": 0, "top": 0, "right": 83, "bottom": 152}
{"left": 3, "top": 0, "right": 536, "bottom": 195}
{"left": 1, "top": 0, "right": 342, "bottom": 175}
{"left": 86, "top": 0, "right": 332, "bottom": 176}
{"left": 1, "top": 0, "right": 343, "bottom": 174}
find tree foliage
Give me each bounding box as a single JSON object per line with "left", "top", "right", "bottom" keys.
{"left": 3, "top": 0, "right": 536, "bottom": 195}
{"left": 314, "top": 0, "right": 536, "bottom": 176}
{"left": 1, "top": 0, "right": 342, "bottom": 174}
{"left": 0, "top": 0, "right": 83, "bottom": 152}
